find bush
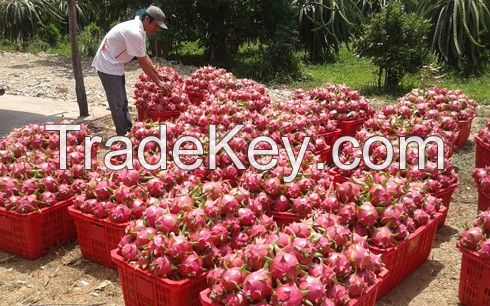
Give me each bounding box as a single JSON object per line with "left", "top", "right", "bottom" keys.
{"left": 256, "top": 1, "right": 303, "bottom": 82}
{"left": 355, "top": 1, "right": 430, "bottom": 89}
{"left": 27, "top": 39, "right": 50, "bottom": 53}
{"left": 38, "top": 23, "right": 61, "bottom": 47}
{"left": 259, "top": 24, "right": 303, "bottom": 82}
{"left": 79, "top": 22, "right": 103, "bottom": 57}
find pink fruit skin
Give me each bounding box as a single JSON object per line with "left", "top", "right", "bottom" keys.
{"left": 348, "top": 273, "right": 367, "bottom": 297}
{"left": 221, "top": 267, "right": 245, "bottom": 291}
{"left": 371, "top": 226, "right": 394, "bottom": 248}
{"left": 178, "top": 253, "right": 202, "bottom": 278}
{"left": 272, "top": 283, "right": 303, "bottom": 306}
{"left": 270, "top": 252, "right": 300, "bottom": 281}
{"left": 242, "top": 270, "right": 273, "bottom": 302}
{"left": 244, "top": 244, "right": 268, "bottom": 271}
{"left": 300, "top": 276, "right": 324, "bottom": 304}
{"left": 459, "top": 227, "right": 484, "bottom": 250}
{"left": 357, "top": 202, "right": 379, "bottom": 227}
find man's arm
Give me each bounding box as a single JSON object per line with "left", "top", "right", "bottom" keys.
{"left": 136, "top": 55, "right": 171, "bottom": 94}
{"left": 137, "top": 55, "right": 160, "bottom": 84}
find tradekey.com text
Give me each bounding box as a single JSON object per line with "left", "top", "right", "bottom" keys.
{"left": 46, "top": 124, "right": 446, "bottom": 183}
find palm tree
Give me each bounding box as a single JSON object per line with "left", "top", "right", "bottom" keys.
{"left": 0, "top": 0, "right": 60, "bottom": 48}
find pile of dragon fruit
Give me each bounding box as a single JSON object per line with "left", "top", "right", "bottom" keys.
{"left": 135, "top": 66, "right": 272, "bottom": 117}
{"left": 0, "top": 123, "right": 94, "bottom": 166}
{"left": 207, "top": 78, "right": 271, "bottom": 112}
{"left": 134, "top": 67, "right": 189, "bottom": 113}
{"left": 477, "top": 120, "right": 490, "bottom": 144}
{"left": 206, "top": 215, "right": 385, "bottom": 305}
{"left": 0, "top": 124, "right": 95, "bottom": 213}
{"left": 72, "top": 161, "right": 197, "bottom": 224}
{"left": 458, "top": 210, "right": 490, "bottom": 259}
{"left": 274, "top": 99, "right": 340, "bottom": 137}
{"left": 185, "top": 66, "right": 236, "bottom": 95}
{"left": 241, "top": 151, "right": 334, "bottom": 216}
{"left": 1, "top": 63, "right": 482, "bottom": 304}
{"left": 117, "top": 181, "right": 278, "bottom": 280}
{"left": 262, "top": 105, "right": 337, "bottom": 153}
{"left": 398, "top": 87, "right": 477, "bottom": 122}
{"left": 294, "top": 84, "right": 376, "bottom": 122}
{"left": 473, "top": 167, "right": 490, "bottom": 194}
{"left": 335, "top": 113, "right": 460, "bottom": 193}
{"left": 326, "top": 172, "right": 442, "bottom": 248}
{"left": 98, "top": 76, "right": 466, "bottom": 297}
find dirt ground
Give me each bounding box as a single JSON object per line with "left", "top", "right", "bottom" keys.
{"left": 0, "top": 51, "right": 489, "bottom": 306}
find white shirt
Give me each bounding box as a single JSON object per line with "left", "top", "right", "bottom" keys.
{"left": 92, "top": 17, "right": 146, "bottom": 76}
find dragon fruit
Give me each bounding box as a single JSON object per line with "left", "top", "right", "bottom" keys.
{"left": 458, "top": 210, "right": 490, "bottom": 258}
{"left": 205, "top": 213, "right": 384, "bottom": 305}
{"left": 242, "top": 270, "right": 273, "bottom": 302}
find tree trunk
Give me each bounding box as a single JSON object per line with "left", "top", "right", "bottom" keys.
{"left": 377, "top": 67, "right": 383, "bottom": 89}
{"left": 68, "top": 0, "right": 89, "bottom": 117}
{"left": 154, "top": 40, "right": 161, "bottom": 58}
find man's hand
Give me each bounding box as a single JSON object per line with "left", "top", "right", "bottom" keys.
{"left": 157, "top": 81, "right": 172, "bottom": 95}
{"left": 137, "top": 56, "right": 173, "bottom": 95}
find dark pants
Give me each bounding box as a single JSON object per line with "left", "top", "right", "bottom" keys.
{"left": 97, "top": 71, "right": 132, "bottom": 136}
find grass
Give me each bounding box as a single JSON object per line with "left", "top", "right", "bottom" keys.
{"left": 0, "top": 38, "right": 71, "bottom": 57}
{"left": 1, "top": 38, "right": 489, "bottom": 105}
{"left": 437, "top": 72, "right": 490, "bottom": 105}
{"left": 168, "top": 41, "right": 205, "bottom": 67}
{"left": 293, "top": 47, "right": 379, "bottom": 90}
{"left": 294, "top": 47, "right": 490, "bottom": 105}
{"left": 170, "top": 41, "right": 490, "bottom": 105}
{"left": 231, "top": 42, "right": 265, "bottom": 80}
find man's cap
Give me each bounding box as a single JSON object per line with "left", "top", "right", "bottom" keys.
{"left": 146, "top": 5, "right": 168, "bottom": 29}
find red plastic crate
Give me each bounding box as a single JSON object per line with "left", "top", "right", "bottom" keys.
{"left": 267, "top": 182, "right": 333, "bottom": 227}
{"left": 200, "top": 269, "right": 388, "bottom": 306}
{"left": 475, "top": 136, "right": 490, "bottom": 168}
{"left": 318, "top": 128, "right": 342, "bottom": 146}
{"left": 147, "top": 111, "right": 180, "bottom": 122}
{"left": 112, "top": 249, "right": 208, "bottom": 306}
{"left": 0, "top": 198, "right": 75, "bottom": 259}
{"left": 370, "top": 208, "right": 444, "bottom": 298}
{"left": 68, "top": 207, "right": 126, "bottom": 268}
{"left": 454, "top": 117, "right": 474, "bottom": 149}
{"left": 137, "top": 106, "right": 180, "bottom": 122}
{"left": 457, "top": 246, "right": 490, "bottom": 306}
{"left": 477, "top": 187, "right": 490, "bottom": 212}
{"left": 432, "top": 183, "right": 458, "bottom": 228}
{"left": 338, "top": 118, "right": 367, "bottom": 137}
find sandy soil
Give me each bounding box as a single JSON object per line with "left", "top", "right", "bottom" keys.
{"left": 0, "top": 51, "right": 489, "bottom": 306}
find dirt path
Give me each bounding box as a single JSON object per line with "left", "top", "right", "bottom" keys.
{"left": 0, "top": 51, "right": 488, "bottom": 305}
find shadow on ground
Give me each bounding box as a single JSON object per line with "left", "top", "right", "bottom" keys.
{"left": 0, "top": 241, "right": 119, "bottom": 283}
{"left": 0, "top": 109, "right": 74, "bottom": 137}
{"left": 434, "top": 225, "right": 459, "bottom": 248}
{"left": 0, "top": 242, "right": 78, "bottom": 275}
{"left": 377, "top": 259, "right": 445, "bottom": 306}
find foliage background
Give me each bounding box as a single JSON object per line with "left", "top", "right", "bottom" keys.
{"left": 0, "top": 0, "right": 489, "bottom": 85}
